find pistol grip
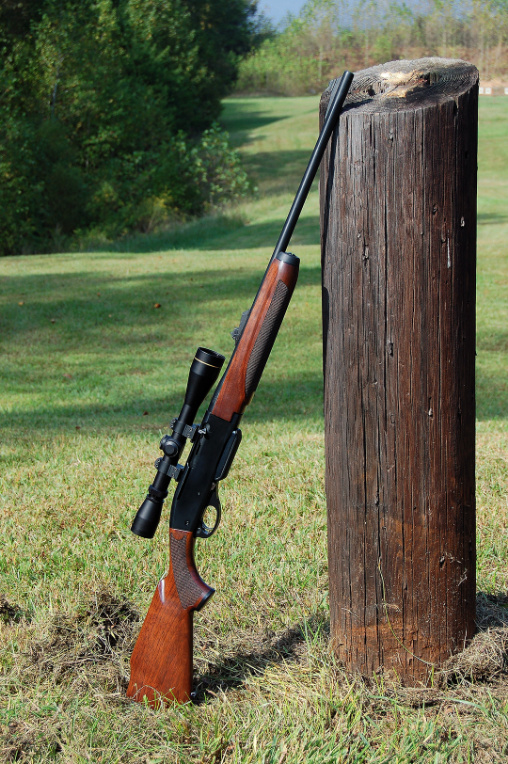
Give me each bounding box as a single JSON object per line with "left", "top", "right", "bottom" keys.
{"left": 127, "top": 529, "right": 213, "bottom": 706}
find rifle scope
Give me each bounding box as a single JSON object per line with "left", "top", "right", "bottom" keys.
{"left": 131, "top": 347, "right": 225, "bottom": 538}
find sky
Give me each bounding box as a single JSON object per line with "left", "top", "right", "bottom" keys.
{"left": 260, "top": 0, "right": 435, "bottom": 26}
{"left": 260, "top": 0, "right": 308, "bottom": 25}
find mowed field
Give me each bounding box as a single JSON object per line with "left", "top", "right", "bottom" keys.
{"left": 0, "top": 95, "right": 507, "bottom": 762}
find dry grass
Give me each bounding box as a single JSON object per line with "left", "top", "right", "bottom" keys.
{"left": 1, "top": 587, "right": 508, "bottom": 762}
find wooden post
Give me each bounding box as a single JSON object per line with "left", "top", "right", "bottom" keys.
{"left": 320, "top": 59, "right": 478, "bottom": 683}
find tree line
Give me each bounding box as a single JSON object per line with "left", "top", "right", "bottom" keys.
{"left": 237, "top": 0, "right": 508, "bottom": 95}
{"left": 0, "top": 0, "right": 263, "bottom": 255}
{"left": 3, "top": 0, "right": 506, "bottom": 255}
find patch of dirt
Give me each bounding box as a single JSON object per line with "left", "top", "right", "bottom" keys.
{"left": 26, "top": 589, "right": 139, "bottom": 693}
{"left": 0, "top": 721, "right": 62, "bottom": 763}
{"left": 0, "top": 597, "right": 25, "bottom": 625}
{"left": 438, "top": 593, "right": 508, "bottom": 686}
{"left": 84, "top": 589, "right": 139, "bottom": 653}
{"left": 440, "top": 627, "right": 508, "bottom": 686}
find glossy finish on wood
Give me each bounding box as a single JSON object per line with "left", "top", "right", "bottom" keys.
{"left": 320, "top": 59, "right": 478, "bottom": 683}
{"left": 211, "top": 254, "right": 299, "bottom": 422}
{"left": 127, "top": 528, "right": 213, "bottom": 706}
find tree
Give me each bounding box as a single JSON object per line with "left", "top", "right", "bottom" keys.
{"left": 0, "top": 0, "right": 255, "bottom": 253}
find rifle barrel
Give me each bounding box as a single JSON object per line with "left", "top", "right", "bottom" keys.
{"left": 272, "top": 70, "right": 354, "bottom": 259}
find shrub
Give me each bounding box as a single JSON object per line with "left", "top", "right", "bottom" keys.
{"left": 0, "top": 0, "right": 257, "bottom": 254}
{"left": 82, "top": 124, "right": 250, "bottom": 239}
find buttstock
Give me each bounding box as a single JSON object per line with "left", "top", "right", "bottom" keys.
{"left": 127, "top": 529, "right": 213, "bottom": 706}
{"left": 211, "top": 252, "right": 299, "bottom": 422}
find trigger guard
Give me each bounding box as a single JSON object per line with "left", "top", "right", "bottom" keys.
{"left": 195, "top": 487, "right": 221, "bottom": 538}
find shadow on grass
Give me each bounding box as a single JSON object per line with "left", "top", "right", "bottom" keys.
{"left": 0, "top": 263, "right": 323, "bottom": 342}
{"left": 194, "top": 593, "right": 508, "bottom": 702}
{"left": 108, "top": 211, "right": 322, "bottom": 255}
{"left": 241, "top": 149, "right": 319, "bottom": 192}
{"left": 476, "top": 330, "right": 508, "bottom": 353}
{"left": 0, "top": 368, "right": 325, "bottom": 440}
{"left": 476, "top": 360, "right": 508, "bottom": 421}
{"left": 2, "top": 367, "right": 503, "bottom": 436}
{"left": 194, "top": 613, "right": 329, "bottom": 702}
{"left": 478, "top": 212, "right": 508, "bottom": 225}
{"left": 219, "top": 107, "right": 287, "bottom": 148}
{"left": 220, "top": 100, "right": 317, "bottom": 149}
{"left": 1, "top": 260, "right": 326, "bottom": 433}
{"left": 3, "top": 261, "right": 505, "bottom": 434}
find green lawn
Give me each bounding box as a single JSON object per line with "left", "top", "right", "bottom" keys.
{"left": 0, "top": 95, "right": 507, "bottom": 762}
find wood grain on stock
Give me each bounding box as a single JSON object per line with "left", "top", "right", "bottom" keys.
{"left": 320, "top": 58, "right": 478, "bottom": 683}
{"left": 127, "top": 528, "right": 213, "bottom": 706}
{"left": 211, "top": 255, "right": 299, "bottom": 422}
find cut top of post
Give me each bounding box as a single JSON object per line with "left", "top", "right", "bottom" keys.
{"left": 322, "top": 58, "right": 478, "bottom": 116}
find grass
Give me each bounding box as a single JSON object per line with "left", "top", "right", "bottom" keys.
{"left": 0, "top": 95, "right": 507, "bottom": 762}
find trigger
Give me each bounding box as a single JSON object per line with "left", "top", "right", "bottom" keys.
{"left": 195, "top": 486, "right": 222, "bottom": 538}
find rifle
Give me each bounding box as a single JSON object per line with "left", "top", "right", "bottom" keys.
{"left": 126, "top": 70, "right": 354, "bottom": 706}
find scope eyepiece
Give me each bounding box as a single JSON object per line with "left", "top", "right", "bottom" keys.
{"left": 194, "top": 347, "right": 225, "bottom": 367}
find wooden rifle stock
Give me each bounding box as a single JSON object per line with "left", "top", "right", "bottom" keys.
{"left": 126, "top": 254, "right": 299, "bottom": 706}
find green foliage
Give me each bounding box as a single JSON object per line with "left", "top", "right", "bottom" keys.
{"left": 235, "top": 35, "right": 321, "bottom": 95}
{"left": 0, "top": 0, "right": 257, "bottom": 254}
{"left": 35, "top": 121, "right": 90, "bottom": 235}
{"left": 180, "top": 124, "right": 251, "bottom": 212}
{"left": 236, "top": 0, "right": 508, "bottom": 95}
{"left": 85, "top": 124, "right": 250, "bottom": 237}
{"left": 0, "top": 116, "right": 41, "bottom": 253}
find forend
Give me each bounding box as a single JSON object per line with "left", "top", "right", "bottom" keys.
{"left": 210, "top": 251, "right": 300, "bottom": 422}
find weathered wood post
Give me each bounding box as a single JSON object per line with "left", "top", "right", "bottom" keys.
{"left": 320, "top": 59, "right": 478, "bottom": 683}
